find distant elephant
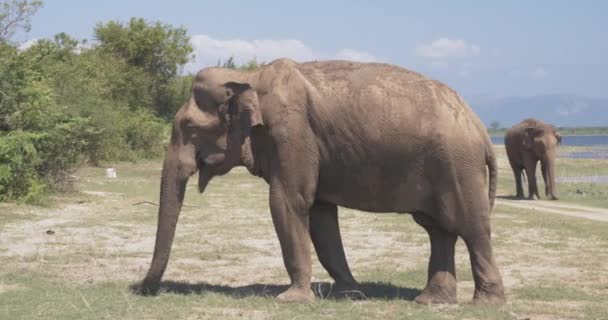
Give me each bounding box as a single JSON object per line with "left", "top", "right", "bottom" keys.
{"left": 140, "top": 59, "right": 505, "bottom": 305}
{"left": 505, "top": 118, "right": 561, "bottom": 200}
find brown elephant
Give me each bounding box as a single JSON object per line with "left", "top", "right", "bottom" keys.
{"left": 140, "top": 58, "right": 505, "bottom": 305}
{"left": 505, "top": 118, "right": 561, "bottom": 200}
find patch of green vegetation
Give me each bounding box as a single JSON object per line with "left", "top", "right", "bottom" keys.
{"left": 0, "top": 271, "right": 522, "bottom": 320}
{"left": 513, "top": 286, "right": 599, "bottom": 302}
{"left": 557, "top": 127, "right": 608, "bottom": 135}
{"left": 582, "top": 303, "right": 608, "bottom": 320}
{"left": 494, "top": 205, "right": 608, "bottom": 242}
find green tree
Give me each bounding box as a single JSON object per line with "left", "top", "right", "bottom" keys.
{"left": 0, "top": 38, "right": 92, "bottom": 203}
{"left": 24, "top": 34, "right": 168, "bottom": 163}
{"left": 94, "top": 17, "right": 193, "bottom": 81}
{"left": 0, "top": 0, "right": 43, "bottom": 43}
{"left": 490, "top": 120, "right": 501, "bottom": 132}
{"left": 94, "top": 18, "right": 194, "bottom": 118}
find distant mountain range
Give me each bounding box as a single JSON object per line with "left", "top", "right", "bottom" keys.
{"left": 465, "top": 94, "right": 608, "bottom": 128}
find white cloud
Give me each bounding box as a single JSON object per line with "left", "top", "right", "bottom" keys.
{"left": 531, "top": 66, "right": 547, "bottom": 80}
{"left": 17, "top": 38, "right": 92, "bottom": 54}
{"left": 186, "top": 35, "right": 316, "bottom": 72}
{"left": 415, "top": 38, "right": 480, "bottom": 59}
{"left": 334, "top": 49, "right": 382, "bottom": 62}
{"left": 17, "top": 38, "right": 39, "bottom": 51}
{"left": 186, "top": 34, "right": 382, "bottom": 73}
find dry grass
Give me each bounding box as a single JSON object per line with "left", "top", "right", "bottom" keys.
{"left": 1, "top": 146, "right": 607, "bottom": 319}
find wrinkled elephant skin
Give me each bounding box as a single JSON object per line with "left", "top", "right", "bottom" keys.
{"left": 140, "top": 59, "right": 505, "bottom": 305}
{"left": 505, "top": 118, "right": 561, "bottom": 200}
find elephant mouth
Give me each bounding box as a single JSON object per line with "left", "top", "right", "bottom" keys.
{"left": 202, "top": 153, "right": 226, "bottom": 166}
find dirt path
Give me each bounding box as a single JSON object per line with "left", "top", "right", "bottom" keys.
{"left": 496, "top": 198, "right": 608, "bottom": 222}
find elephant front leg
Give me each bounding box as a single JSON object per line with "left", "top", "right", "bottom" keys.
{"left": 309, "top": 201, "right": 361, "bottom": 299}
{"left": 512, "top": 167, "right": 524, "bottom": 198}
{"left": 412, "top": 213, "right": 458, "bottom": 304}
{"left": 525, "top": 162, "right": 540, "bottom": 200}
{"left": 269, "top": 180, "right": 315, "bottom": 303}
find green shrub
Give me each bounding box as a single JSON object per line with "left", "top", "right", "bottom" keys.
{"left": 0, "top": 16, "right": 195, "bottom": 203}
{"left": 0, "top": 131, "right": 45, "bottom": 203}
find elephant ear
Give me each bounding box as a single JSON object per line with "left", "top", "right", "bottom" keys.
{"left": 553, "top": 129, "right": 562, "bottom": 145}
{"left": 522, "top": 127, "right": 536, "bottom": 149}
{"left": 223, "top": 82, "right": 264, "bottom": 129}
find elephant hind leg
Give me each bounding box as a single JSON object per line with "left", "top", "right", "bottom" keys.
{"left": 432, "top": 173, "right": 505, "bottom": 304}
{"left": 460, "top": 219, "right": 505, "bottom": 304}
{"left": 412, "top": 212, "right": 458, "bottom": 305}
{"left": 451, "top": 190, "right": 505, "bottom": 304}
{"left": 309, "top": 200, "right": 361, "bottom": 299}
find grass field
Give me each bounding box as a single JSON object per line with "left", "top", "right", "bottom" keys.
{"left": 1, "top": 146, "right": 607, "bottom": 319}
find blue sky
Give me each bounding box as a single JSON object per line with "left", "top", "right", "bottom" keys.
{"left": 23, "top": 0, "right": 608, "bottom": 99}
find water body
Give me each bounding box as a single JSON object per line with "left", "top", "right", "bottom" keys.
{"left": 566, "top": 150, "right": 608, "bottom": 159}
{"left": 491, "top": 135, "right": 608, "bottom": 146}
{"left": 491, "top": 135, "right": 608, "bottom": 159}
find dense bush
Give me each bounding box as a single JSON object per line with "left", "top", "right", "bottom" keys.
{"left": 0, "top": 8, "right": 192, "bottom": 203}
{"left": 0, "top": 131, "right": 46, "bottom": 203}
{"left": 0, "top": 2, "right": 263, "bottom": 203}
{"left": 0, "top": 39, "right": 97, "bottom": 203}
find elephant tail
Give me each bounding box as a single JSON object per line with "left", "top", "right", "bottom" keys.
{"left": 486, "top": 147, "right": 497, "bottom": 211}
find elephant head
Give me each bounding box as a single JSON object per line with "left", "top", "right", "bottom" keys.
{"left": 522, "top": 124, "right": 561, "bottom": 199}
{"left": 141, "top": 69, "right": 263, "bottom": 293}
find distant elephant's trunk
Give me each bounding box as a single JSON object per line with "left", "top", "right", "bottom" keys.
{"left": 141, "top": 153, "right": 193, "bottom": 293}
{"left": 543, "top": 152, "right": 558, "bottom": 200}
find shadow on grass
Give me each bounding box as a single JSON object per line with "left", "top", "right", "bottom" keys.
{"left": 130, "top": 281, "right": 421, "bottom": 301}
{"left": 496, "top": 195, "right": 526, "bottom": 201}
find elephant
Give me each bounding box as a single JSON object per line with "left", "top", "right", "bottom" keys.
{"left": 505, "top": 118, "right": 561, "bottom": 200}
{"left": 140, "top": 58, "right": 505, "bottom": 305}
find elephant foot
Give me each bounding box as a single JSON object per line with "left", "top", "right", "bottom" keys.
{"left": 527, "top": 195, "right": 539, "bottom": 200}
{"left": 549, "top": 195, "right": 559, "bottom": 200}
{"left": 327, "top": 282, "right": 366, "bottom": 300}
{"left": 276, "top": 286, "right": 315, "bottom": 303}
{"left": 138, "top": 278, "right": 161, "bottom": 296}
{"left": 414, "top": 285, "right": 457, "bottom": 305}
{"left": 472, "top": 283, "right": 506, "bottom": 305}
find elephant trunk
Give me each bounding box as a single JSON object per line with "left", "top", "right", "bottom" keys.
{"left": 141, "top": 153, "right": 193, "bottom": 294}
{"left": 543, "top": 151, "right": 558, "bottom": 200}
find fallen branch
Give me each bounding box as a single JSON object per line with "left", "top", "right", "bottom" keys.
{"left": 132, "top": 200, "right": 200, "bottom": 208}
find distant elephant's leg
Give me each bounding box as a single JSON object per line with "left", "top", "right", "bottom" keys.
{"left": 541, "top": 161, "right": 549, "bottom": 197}
{"left": 309, "top": 201, "right": 359, "bottom": 297}
{"left": 461, "top": 217, "right": 505, "bottom": 304}
{"left": 524, "top": 161, "right": 539, "bottom": 200}
{"left": 512, "top": 166, "right": 524, "bottom": 198}
{"left": 412, "top": 213, "right": 458, "bottom": 304}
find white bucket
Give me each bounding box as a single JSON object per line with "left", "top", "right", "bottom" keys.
{"left": 105, "top": 167, "right": 117, "bottom": 178}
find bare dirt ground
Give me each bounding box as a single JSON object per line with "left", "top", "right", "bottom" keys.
{"left": 496, "top": 198, "right": 608, "bottom": 222}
